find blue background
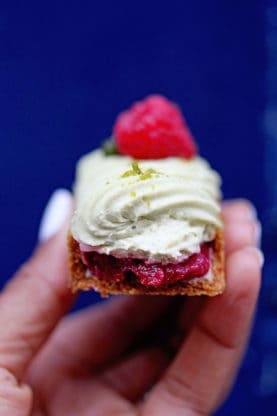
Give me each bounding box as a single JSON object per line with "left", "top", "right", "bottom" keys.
{"left": 1, "top": 1, "right": 276, "bottom": 414}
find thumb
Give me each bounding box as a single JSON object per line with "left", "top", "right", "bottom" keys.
{"left": 0, "top": 189, "right": 75, "bottom": 381}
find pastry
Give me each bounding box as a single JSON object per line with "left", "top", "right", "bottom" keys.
{"left": 68, "top": 95, "right": 224, "bottom": 296}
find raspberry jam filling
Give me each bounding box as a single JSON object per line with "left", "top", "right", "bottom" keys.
{"left": 82, "top": 245, "right": 210, "bottom": 287}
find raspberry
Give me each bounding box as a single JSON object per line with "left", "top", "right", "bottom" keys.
{"left": 113, "top": 95, "right": 197, "bottom": 159}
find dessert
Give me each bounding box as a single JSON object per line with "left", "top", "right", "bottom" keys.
{"left": 68, "top": 95, "right": 224, "bottom": 296}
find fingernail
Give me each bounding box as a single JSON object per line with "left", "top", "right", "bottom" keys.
{"left": 243, "top": 246, "right": 264, "bottom": 268}
{"left": 241, "top": 200, "right": 257, "bottom": 220}
{"left": 255, "top": 221, "right": 262, "bottom": 248}
{"left": 38, "top": 189, "right": 72, "bottom": 242}
{"left": 249, "top": 205, "right": 257, "bottom": 220}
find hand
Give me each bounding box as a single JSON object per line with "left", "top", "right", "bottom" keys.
{"left": 0, "top": 195, "right": 263, "bottom": 415}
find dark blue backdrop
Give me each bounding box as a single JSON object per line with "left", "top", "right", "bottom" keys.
{"left": 0, "top": 1, "right": 272, "bottom": 414}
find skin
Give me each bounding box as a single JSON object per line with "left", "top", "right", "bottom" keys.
{"left": 0, "top": 199, "right": 262, "bottom": 415}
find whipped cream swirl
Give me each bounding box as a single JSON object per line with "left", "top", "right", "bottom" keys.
{"left": 71, "top": 150, "right": 222, "bottom": 263}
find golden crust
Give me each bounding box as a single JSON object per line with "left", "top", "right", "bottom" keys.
{"left": 68, "top": 230, "right": 225, "bottom": 297}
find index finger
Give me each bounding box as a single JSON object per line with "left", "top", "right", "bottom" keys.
{"left": 0, "top": 204, "right": 74, "bottom": 380}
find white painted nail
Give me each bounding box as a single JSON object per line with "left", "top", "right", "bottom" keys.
{"left": 38, "top": 189, "right": 72, "bottom": 242}
{"left": 249, "top": 205, "right": 258, "bottom": 220}
{"left": 256, "top": 221, "right": 262, "bottom": 248}
{"left": 243, "top": 246, "right": 264, "bottom": 268}
{"left": 242, "top": 201, "right": 257, "bottom": 221}
{"left": 240, "top": 199, "right": 257, "bottom": 220}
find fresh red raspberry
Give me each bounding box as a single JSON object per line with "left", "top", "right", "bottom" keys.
{"left": 113, "top": 95, "right": 197, "bottom": 159}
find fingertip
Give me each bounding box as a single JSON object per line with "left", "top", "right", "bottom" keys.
{"left": 241, "top": 246, "right": 264, "bottom": 268}
{"left": 224, "top": 220, "right": 261, "bottom": 255}
{"left": 225, "top": 246, "right": 263, "bottom": 304}
{"left": 222, "top": 199, "right": 257, "bottom": 222}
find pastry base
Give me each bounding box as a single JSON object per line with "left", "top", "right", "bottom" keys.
{"left": 68, "top": 230, "right": 225, "bottom": 297}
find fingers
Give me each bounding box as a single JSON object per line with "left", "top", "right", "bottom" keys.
{"left": 45, "top": 377, "right": 136, "bottom": 416}
{"left": 222, "top": 199, "right": 261, "bottom": 254}
{"left": 142, "top": 246, "right": 262, "bottom": 416}
{"left": 0, "top": 192, "right": 74, "bottom": 381}
{"left": 178, "top": 199, "right": 260, "bottom": 337}
{"left": 178, "top": 297, "right": 205, "bottom": 337}
{"left": 100, "top": 347, "right": 169, "bottom": 401}
{"left": 222, "top": 199, "right": 257, "bottom": 222}
{"left": 29, "top": 295, "right": 171, "bottom": 385}
{"left": 28, "top": 297, "right": 171, "bottom": 413}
